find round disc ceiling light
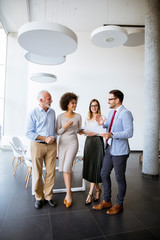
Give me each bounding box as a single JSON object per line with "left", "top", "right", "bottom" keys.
{"left": 91, "top": 25, "right": 128, "bottom": 48}
{"left": 30, "top": 73, "right": 57, "bottom": 83}
{"left": 25, "top": 52, "right": 66, "bottom": 65}
{"left": 18, "top": 22, "right": 78, "bottom": 57}
{"left": 123, "top": 28, "right": 144, "bottom": 47}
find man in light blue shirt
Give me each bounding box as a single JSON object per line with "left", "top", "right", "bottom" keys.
{"left": 26, "top": 90, "right": 57, "bottom": 209}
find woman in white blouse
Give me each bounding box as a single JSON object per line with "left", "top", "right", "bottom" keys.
{"left": 83, "top": 99, "right": 106, "bottom": 205}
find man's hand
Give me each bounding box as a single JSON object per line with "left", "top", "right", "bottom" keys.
{"left": 96, "top": 114, "right": 105, "bottom": 125}
{"left": 100, "top": 132, "right": 112, "bottom": 139}
{"left": 44, "top": 136, "right": 56, "bottom": 144}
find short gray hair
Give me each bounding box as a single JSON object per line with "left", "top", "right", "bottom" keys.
{"left": 37, "top": 90, "right": 49, "bottom": 102}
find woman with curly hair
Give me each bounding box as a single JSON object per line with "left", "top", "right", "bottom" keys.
{"left": 57, "top": 92, "right": 82, "bottom": 208}
{"left": 83, "top": 99, "right": 106, "bottom": 205}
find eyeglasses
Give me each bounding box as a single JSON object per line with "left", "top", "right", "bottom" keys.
{"left": 91, "top": 104, "right": 98, "bottom": 107}
{"left": 108, "top": 98, "right": 117, "bottom": 101}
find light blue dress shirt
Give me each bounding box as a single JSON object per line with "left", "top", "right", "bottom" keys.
{"left": 26, "top": 105, "right": 57, "bottom": 141}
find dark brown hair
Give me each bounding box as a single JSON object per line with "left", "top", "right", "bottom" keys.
{"left": 109, "top": 89, "right": 124, "bottom": 103}
{"left": 88, "top": 99, "right": 101, "bottom": 120}
{"left": 60, "top": 92, "right": 78, "bottom": 111}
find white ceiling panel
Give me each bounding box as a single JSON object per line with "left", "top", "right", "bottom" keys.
{"left": 0, "top": 0, "right": 29, "bottom": 32}
{"left": 0, "top": 0, "right": 146, "bottom": 33}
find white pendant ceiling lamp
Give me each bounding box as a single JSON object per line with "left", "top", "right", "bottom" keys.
{"left": 18, "top": 22, "right": 78, "bottom": 57}
{"left": 91, "top": 25, "right": 128, "bottom": 48}
{"left": 30, "top": 73, "right": 57, "bottom": 83}
{"left": 25, "top": 52, "right": 66, "bottom": 65}
{"left": 124, "top": 28, "right": 144, "bottom": 47}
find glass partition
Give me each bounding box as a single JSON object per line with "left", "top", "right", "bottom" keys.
{"left": 0, "top": 27, "right": 7, "bottom": 138}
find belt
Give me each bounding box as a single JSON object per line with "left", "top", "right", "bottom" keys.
{"left": 39, "top": 141, "right": 47, "bottom": 144}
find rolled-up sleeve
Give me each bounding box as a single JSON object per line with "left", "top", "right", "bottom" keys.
{"left": 26, "top": 113, "right": 38, "bottom": 141}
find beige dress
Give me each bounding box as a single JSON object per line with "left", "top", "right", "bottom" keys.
{"left": 56, "top": 113, "right": 82, "bottom": 173}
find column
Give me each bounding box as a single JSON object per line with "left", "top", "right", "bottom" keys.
{"left": 142, "top": 0, "right": 160, "bottom": 177}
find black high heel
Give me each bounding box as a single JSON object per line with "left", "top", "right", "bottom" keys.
{"left": 93, "top": 189, "right": 102, "bottom": 202}
{"left": 85, "top": 193, "right": 92, "bottom": 205}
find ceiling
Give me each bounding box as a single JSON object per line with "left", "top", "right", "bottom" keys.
{"left": 0, "top": 0, "right": 146, "bottom": 34}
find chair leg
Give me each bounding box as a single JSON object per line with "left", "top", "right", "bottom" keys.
{"left": 14, "top": 158, "right": 19, "bottom": 175}
{"left": 26, "top": 167, "right": 32, "bottom": 188}
{"left": 72, "top": 158, "right": 76, "bottom": 171}
{"left": 12, "top": 156, "right": 15, "bottom": 164}
{"left": 25, "top": 169, "right": 29, "bottom": 182}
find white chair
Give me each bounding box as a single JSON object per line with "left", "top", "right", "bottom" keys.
{"left": 72, "top": 156, "right": 83, "bottom": 171}
{"left": 9, "top": 141, "right": 25, "bottom": 175}
{"left": 10, "top": 138, "right": 45, "bottom": 188}
{"left": 25, "top": 157, "right": 46, "bottom": 189}
{"left": 12, "top": 137, "right": 27, "bottom": 155}
{"left": 25, "top": 158, "right": 32, "bottom": 188}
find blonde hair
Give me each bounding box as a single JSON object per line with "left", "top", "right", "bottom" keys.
{"left": 88, "top": 99, "right": 101, "bottom": 120}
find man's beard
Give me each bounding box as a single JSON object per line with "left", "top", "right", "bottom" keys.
{"left": 44, "top": 102, "right": 50, "bottom": 108}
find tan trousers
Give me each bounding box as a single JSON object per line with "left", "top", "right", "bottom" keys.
{"left": 31, "top": 141, "right": 57, "bottom": 200}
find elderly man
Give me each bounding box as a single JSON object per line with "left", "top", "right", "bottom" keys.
{"left": 26, "top": 90, "right": 57, "bottom": 209}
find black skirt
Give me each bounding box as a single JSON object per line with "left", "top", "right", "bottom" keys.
{"left": 83, "top": 136, "right": 104, "bottom": 183}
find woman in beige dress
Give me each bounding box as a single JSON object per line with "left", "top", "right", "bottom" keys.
{"left": 57, "top": 92, "right": 82, "bottom": 208}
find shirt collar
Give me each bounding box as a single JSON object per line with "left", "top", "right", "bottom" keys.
{"left": 115, "top": 104, "right": 123, "bottom": 113}
{"left": 38, "top": 105, "right": 50, "bottom": 113}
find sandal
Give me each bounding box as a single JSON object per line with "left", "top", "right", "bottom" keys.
{"left": 93, "top": 189, "right": 102, "bottom": 202}
{"left": 85, "top": 193, "right": 92, "bottom": 205}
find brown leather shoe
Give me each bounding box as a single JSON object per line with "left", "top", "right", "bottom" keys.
{"left": 92, "top": 200, "right": 112, "bottom": 210}
{"left": 106, "top": 203, "right": 123, "bottom": 215}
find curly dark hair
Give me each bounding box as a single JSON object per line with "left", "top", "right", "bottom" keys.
{"left": 60, "top": 92, "right": 78, "bottom": 111}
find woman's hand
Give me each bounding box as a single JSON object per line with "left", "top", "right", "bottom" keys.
{"left": 63, "top": 120, "right": 74, "bottom": 129}
{"left": 84, "top": 130, "right": 96, "bottom": 137}
{"left": 77, "top": 130, "right": 84, "bottom": 135}
{"left": 96, "top": 114, "right": 105, "bottom": 125}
